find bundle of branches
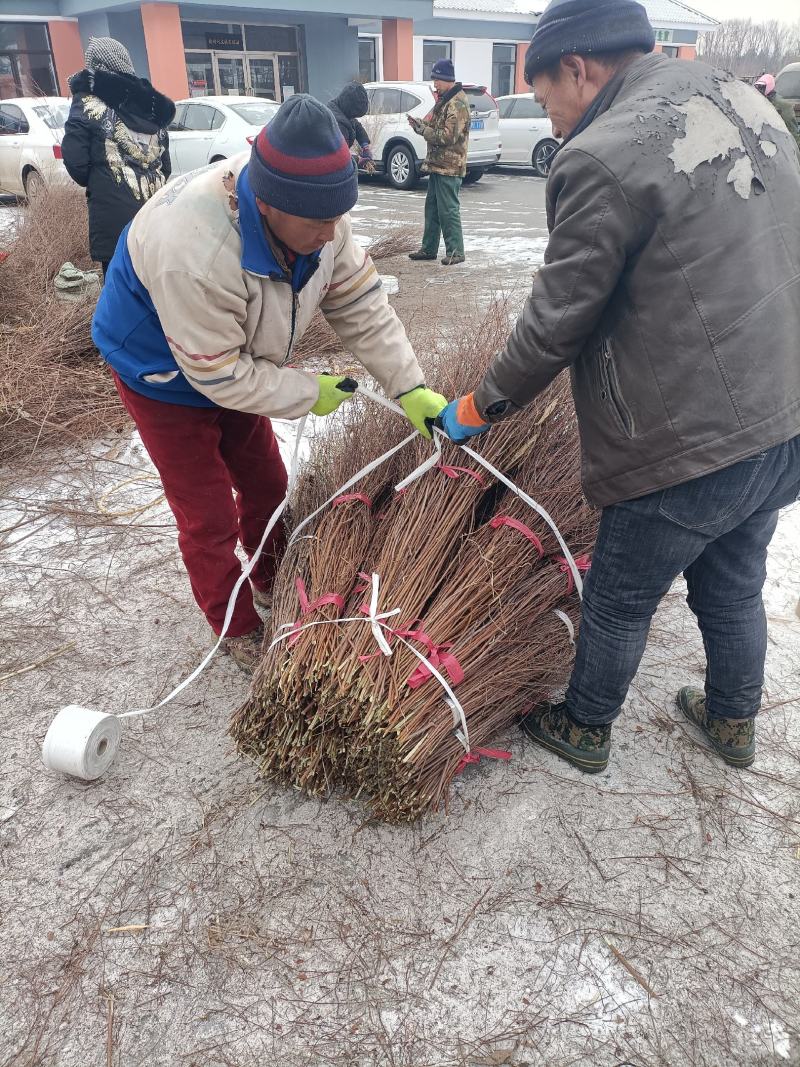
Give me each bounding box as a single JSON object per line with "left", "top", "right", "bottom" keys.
{"left": 232, "top": 300, "right": 598, "bottom": 821}
{"left": 0, "top": 184, "right": 124, "bottom": 466}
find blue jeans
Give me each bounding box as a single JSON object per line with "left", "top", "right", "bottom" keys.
{"left": 567, "top": 436, "right": 800, "bottom": 725}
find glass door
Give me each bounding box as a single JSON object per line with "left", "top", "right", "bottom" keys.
{"left": 214, "top": 54, "right": 246, "bottom": 96}
{"left": 247, "top": 56, "right": 279, "bottom": 101}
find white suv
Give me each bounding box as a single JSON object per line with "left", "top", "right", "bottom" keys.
{"left": 360, "top": 81, "right": 501, "bottom": 189}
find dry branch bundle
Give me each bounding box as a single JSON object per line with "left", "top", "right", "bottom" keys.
{"left": 232, "top": 300, "right": 598, "bottom": 821}
{"left": 0, "top": 185, "right": 126, "bottom": 466}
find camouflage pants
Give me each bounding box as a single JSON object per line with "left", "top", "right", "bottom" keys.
{"left": 421, "top": 173, "right": 464, "bottom": 257}
{"left": 566, "top": 435, "right": 800, "bottom": 725}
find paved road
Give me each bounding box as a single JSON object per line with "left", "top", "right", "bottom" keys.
{"left": 353, "top": 166, "right": 549, "bottom": 294}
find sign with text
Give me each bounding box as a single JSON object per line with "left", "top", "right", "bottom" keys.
{"left": 654, "top": 29, "right": 674, "bottom": 43}
{"left": 206, "top": 32, "right": 243, "bottom": 50}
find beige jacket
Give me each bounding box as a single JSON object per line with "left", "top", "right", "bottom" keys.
{"left": 120, "top": 152, "right": 422, "bottom": 418}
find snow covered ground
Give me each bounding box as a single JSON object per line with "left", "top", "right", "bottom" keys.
{"left": 1, "top": 176, "right": 799, "bottom": 1066}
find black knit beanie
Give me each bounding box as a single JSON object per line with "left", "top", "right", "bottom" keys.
{"left": 525, "top": 0, "right": 655, "bottom": 83}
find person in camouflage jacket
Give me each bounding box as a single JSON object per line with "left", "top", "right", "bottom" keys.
{"left": 408, "top": 58, "right": 470, "bottom": 265}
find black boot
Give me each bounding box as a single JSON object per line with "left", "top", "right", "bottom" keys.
{"left": 519, "top": 700, "right": 612, "bottom": 773}
{"left": 408, "top": 250, "right": 437, "bottom": 261}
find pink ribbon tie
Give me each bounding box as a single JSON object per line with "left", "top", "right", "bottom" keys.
{"left": 489, "top": 515, "right": 544, "bottom": 558}
{"left": 332, "top": 492, "right": 372, "bottom": 509}
{"left": 456, "top": 747, "right": 512, "bottom": 775}
{"left": 436, "top": 463, "right": 486, "bottom": 487}
{"left": 288, "top": 577, "right": 345, "bottom": 645}
{"left": 555, "top": 554, "right": 592, "bottom": 596}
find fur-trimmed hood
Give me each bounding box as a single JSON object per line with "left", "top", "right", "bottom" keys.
{"left": 69, "top": 67, "right": 175, "bottom": 132}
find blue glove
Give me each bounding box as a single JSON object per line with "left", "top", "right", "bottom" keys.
{"left": 436, "top": 393, "right": 490, "bottom": 444}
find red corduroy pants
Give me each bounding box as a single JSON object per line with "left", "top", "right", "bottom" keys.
{"left": 113, "top": 374, "right": 288, "bottom": 637}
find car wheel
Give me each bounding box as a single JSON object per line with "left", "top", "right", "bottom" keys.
{"left": 210, "top": 155, "right": 227, "bottom": 163}
{"left": 23, "top": 169, "right": 45, "bottom": 199}
{"left": 532, "top": 139, "right": 559, "bottom": 179}
{"left": 386, "top": 145, "right": 417, "bottom": 190}
{"left": 462, "top": 168, "right": 486, "bottom": 185}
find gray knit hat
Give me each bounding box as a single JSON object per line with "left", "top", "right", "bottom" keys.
{"left": 84, "top": 37, "right": 135, "bottom": 76}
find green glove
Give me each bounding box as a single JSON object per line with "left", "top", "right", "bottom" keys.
{"left": 398, "top": 385, "right": 449, "bottom": 440}
{"left": 311, "top": 374, "right": 358, "bottom": 416}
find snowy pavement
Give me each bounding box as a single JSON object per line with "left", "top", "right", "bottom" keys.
{"left": 2, "top": 177, "right": 800, "bottom": 1067}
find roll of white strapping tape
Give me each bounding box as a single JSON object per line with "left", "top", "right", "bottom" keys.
{"left": 41, "top": 705, "right": 121, "bottom": 780}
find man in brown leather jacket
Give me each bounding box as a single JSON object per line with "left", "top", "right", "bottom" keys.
{"left": 437, "top": 0, "right": 800, "bottom": 774}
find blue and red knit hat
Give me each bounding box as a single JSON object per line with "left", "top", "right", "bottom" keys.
{"left": 248, "top": 94, "right": 358, "bottom": 219}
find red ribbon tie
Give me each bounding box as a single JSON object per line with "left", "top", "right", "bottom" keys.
{"left": 332, "top": 492, "right": 372, "bottom": 509}
{"left": 456, "top": 747, "right": 513, "bottom": 775}
{"left": 288, "top": 577, "right": 345, "bottom": 645}
{"left": 489, "top": 515, "right": 544, "bottom": 558}
{"left": 555, "top": 553, "right": 592, "bottom": 596}
{"left": 436, "top": 463, "right": 486, "bottom": 487}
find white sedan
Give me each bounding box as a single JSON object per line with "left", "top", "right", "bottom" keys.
{"left": 0, "top": 97, "right": 70, "bottom": 197}
{"left": 168, "top": 96, "right": 280, "bottom": 175}
{"left": 497, "top": 94, "right": 560, "bottom": 178}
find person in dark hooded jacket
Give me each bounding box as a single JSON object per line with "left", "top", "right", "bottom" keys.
{"left": 61, "top": 37, "right": 175, "bottom": 274}
{"left": 327, "top": 81, "right": 372, "bottom": 162}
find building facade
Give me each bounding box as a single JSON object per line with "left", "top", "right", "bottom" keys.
{"left": 0, "top": 0, "right": 715, "bottom": 106}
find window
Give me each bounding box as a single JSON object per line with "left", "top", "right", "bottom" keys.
{"left": 492, "top": 43, "right": 516, "bottom": 99}
{"left": 185, "top": 53, "right": 214, "bottom": 98}
{"left": 422, "top": 40, "right": 452, "bottom": 81}
{"left": 0, "top": 22, "right": 58, "bottom": 100}
{"left": 661, "top": 45, "right": 679, "bottom": 58}
{"left": 229, "top": 101, "right": 280, "bottom": 125}
{"left": 464, "top": 87, "right": 497, "bottom": 115}
{"left": 183, "top": 103, "right": 222, "bottom": 131}
{"left": 244, "top": 25, "right": 297, "bottom": 52}
{"left": 400, "top": 91, "right": 422, "bottom": 112}
{"left": 511, "top": 97, "right": 547, "bottom": 120}
{"left": 369, "top": 87, "right": 405, "bottom": 115}
{"left": 0, "top": 103, "right": 28, "bottom": 134}
{"left": 358, "top": 38, "right": 376, "bottom": 83}
{"left": 33, "top": 103, "right": 69, "bottom": 130}
{"left": 169, "top": 104, "right": 187, "bottom": 131}
{"left": 498, "top": 97, "right": 516, "bottom": 118}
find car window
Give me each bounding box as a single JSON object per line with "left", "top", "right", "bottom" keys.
{"left": 0, "top": 103, "right": 29, "bottom": 135}
{"left": 464, "top": 88, "right": 497, "bottom": 115}
{"left": 400, "top": 91, "right": 422, "bottom": 112}
{"left": 210, "top": 108, "right": 224, "bottom": 130}
{"left": 228, "top": 101, "right": 278, "bottom": 126}
{"left": 183, "top": 104, "right": 218, "bottom": 131}
{"left": 498, "top": 97, "right": 516, "bottom": 119}
{"left": 370, "top": 88, "right": 404, "bottom": 115}
{"left": 170, "top": 103, "right": 187, "bottom": 131}
{"left": 512, "top": 97, "right": 547, "bottom": 120}
{"left": 33, "top": 103, "right": 69, "bottom": 130}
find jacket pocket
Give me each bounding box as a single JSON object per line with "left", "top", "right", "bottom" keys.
{"left": 599, "top": 339, "right": 635, "bottom": 438}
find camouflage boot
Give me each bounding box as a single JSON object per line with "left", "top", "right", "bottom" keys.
{"left": 519, "top": 700, "right": 611, "bottom": 774}
{"left": 676, "top": 687, "right": 756, "bottom": 768}
{"left": 222, "top": 626, "right": 264, "bottom": 674}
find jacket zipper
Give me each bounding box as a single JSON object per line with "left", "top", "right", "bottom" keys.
{"left": 600, "top": 339, "right": 635, "bottom": 438}
{"left": 283, "top": 289, "right": 298, "bottom": 366}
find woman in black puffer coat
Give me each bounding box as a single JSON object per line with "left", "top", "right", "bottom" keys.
{"left": 62, "top": 37, "right": 175, "bottom": 274}
{"left": 327, "top": 81, "right": 373, "bottom": 163}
